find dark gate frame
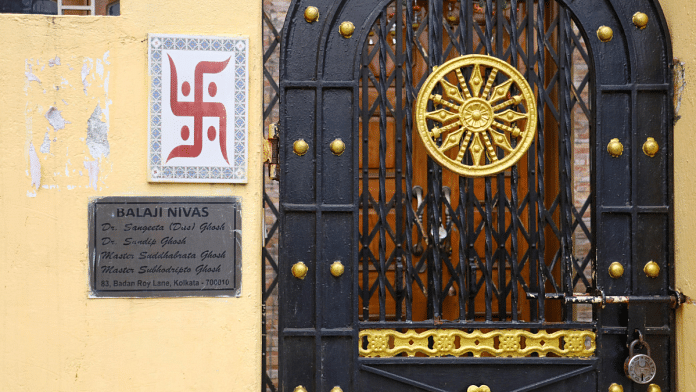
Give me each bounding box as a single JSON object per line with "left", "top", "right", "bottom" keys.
{"left": 278, "top": 0, "right": 675, "bottom": 390}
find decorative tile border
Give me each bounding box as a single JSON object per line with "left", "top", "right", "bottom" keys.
{"left": 148, "top": 34, "right": 248, "bottom": 183}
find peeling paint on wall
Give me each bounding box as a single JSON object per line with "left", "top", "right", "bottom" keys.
{"left": 40, "top": 132, "right": 51, "bottom": 154}
{"left": 29, "top": 143, "right": 41, "bottom": 189}
{"left": 96, "top": 59, "right": 104, "bottom": 79}
{"left": 81, "top": 60, "right": 92, "bottom": 94}
{"left": 24, "top": 52, "right": 112, "bottom": 195}
{"left": 48, "top": 56, "right": 61, "bottom": 67}
{"left": 83, "top": 160, "right": 99, "bottom": 189}
{"left": 25, "top": 61, "right": 41, "bottom": 84}
{"left": 86, "top": 105, "right": 109, "bottom": 159}
{"left": 674, "top": 58, "right": 686, "bottom": 125}
{"left": 45, "top": 107, "right": 69, "bottom": 131}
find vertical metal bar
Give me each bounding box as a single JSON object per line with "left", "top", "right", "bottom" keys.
{"left": 58, "top": 0, "right": 63, "bottom": 15}
{"left": 495, "top": 0, "right": 503, "bottom": 57}
{"left": 404, "top": 0, "right": 416, "bottom": 322}
{"left": 559, "top": 8, "right": 575, "bottom": 322}
{"left": 457, "top": 0, "right": 472, "bottom": 321}
{"left": 535, "top": 0, "right": 547, "bottom": 322}
{"left": 395, "top": 0, "right": 404, "bottom": 321}
{"left": 314, "top": 33, "right": 325, "bottom": 392}
{"left": 428, "top": 0, "right": 444, "bottom": 320}
{"left": 495, "top": 0, "right": 508, "bottom": 321}
{"left": 261, "top": 44, "right": 268, "bottom": 387}
{"left": 525, "top": 0, "right": 539, "bottom": 323}
{"left": 361, "top": 42, "right": 371, "bottom": 322}
{"left": 484, "top": 178, "right": 494, "bottom": 321}
{"left": 90, "top": 0, "right": 95, "bottom": 15}
{"left": 484, "top": 0, "right": 494, "bottom": 55}
{"left": 457, "top": 186, "right": 468, "bottom": 320}
{"left": 508, "top": 0, "right": 520, "bottom": 322}
{"left": 480, "top": 0, "right": 495, "bottom": 322}
{"left": 464, "top": 0, "right": 477, "bottom": 321}
{"left": 377, "top": 10, "right": 389, "bottom": 321}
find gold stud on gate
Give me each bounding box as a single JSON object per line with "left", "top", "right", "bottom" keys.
{"left": 643, "top": 137, "right": 659, "bottom": 157}
{"left": 292, "top": 262, "right": 309, "bottom": 280}
{"left": 607, "top": 138, "right": 624, "bottom": 157}
{"left": 293, "top": 386, "right": 308, "bottom": 392}
{"left": 597, "top": 26, "right": 614, "bottom": 42}
{"left": 647, "top": 384, "right": 662, "bottom": 392}
{"left": 467, "top": 386, "right": 491, "bottom": 392}
{"left": 339, "top": 21, "right": 355, "bottom": 38}
{"left": 330, "top": 261, "right": 345, "bottom": 277}
{"left": 415, "top": 55, "right": 537, "bottom": 178}
{"left": 644, "top": 261, "right": 660, "bottom": 278}
{"left": 330, "top": 138, "right": 346, "bottom": 156}
{"left": 608, "top": 384, "right": 624, "bottom": 392}
{"left": 633, "top": 12, "right": 649, "bottom": 29}
{"left": 330, "top": 387, "right": 344, "bottom": 392}
{"left": 608, "top": 262, "right": 625, "bottom": 279}
{"left": 294, "top": 139, "right": 309, "bottom": 156}
{"left": 304, "top": 6, "right": 319, "bottom": 23}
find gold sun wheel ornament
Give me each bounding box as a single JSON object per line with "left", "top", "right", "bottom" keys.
{"left": 416, "top": 55, "right": 537, "bottom": 177}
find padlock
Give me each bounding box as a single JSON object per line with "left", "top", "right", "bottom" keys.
{"left": 624, "top": 337, "right": 657, "bottom": 384}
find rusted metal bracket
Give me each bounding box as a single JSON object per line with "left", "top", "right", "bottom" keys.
{"left": 264, "top": 123, "right": 279, "bottom": 181}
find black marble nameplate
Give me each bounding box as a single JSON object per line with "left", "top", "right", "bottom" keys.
{"left": 89, "top": 197, "right": 241, "bottom": 297}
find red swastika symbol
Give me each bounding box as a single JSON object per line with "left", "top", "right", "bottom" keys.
{"left": 166, "top": 55, "right": 231, "bottom": 164}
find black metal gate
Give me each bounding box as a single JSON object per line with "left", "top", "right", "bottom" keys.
{"left": 278, "top": 0, "right": 677, "bottom": 391}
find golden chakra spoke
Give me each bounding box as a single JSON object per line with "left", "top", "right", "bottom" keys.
{"left": 488, "top": 78, "right": 514, "bottom": 104}
{"left": 431, "top": 94, "right": 461, "bottom": 112}
{"left": 431, "top": 121, "right": 462, "bottom": 139}
{"left": 426, "top": 108, "right": 460, "bottom": 124}
{"left": 469, "top": 64, "right": 484, "bottom": 98}
{"left": 456, "top": 131, "right": 473, "bottom": 162}
{"left": 482, "top": 133, "right": 498, "bottom": 163}
{"left": 492, "top": 94, "right": 523, "bottom": 112}
{"left": 481, "top": 68, "right": 498, "bottom": 99}
{"left": 439, "top": 79, "right": 465, "bottom": 104}
{"left": 456, "top": 68, "right": 472, "bottom": 100}
{"left": 491, "top": 121, "right": 523, "bottom": 138}
{"left": 489, "top": 128, "right": 514, "bottom": 152}
{"left": 495, "top": 109, "right": 528, "bottom": 123}
{"left": 470, "top": 133, "right": 485, "bottom": 166}
{"left": 440, "top": 127, "right": 467, "bottom": 153}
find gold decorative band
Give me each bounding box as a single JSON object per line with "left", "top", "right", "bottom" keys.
{"left": 359, "top": 329, "right": 596, "bottom": 358}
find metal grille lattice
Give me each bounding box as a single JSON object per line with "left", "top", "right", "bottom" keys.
{"left": 359, "top": 0, "right": 594, "bottom": 327}
{"left": 262, "top": 4, "right": 283, "bottom": 391}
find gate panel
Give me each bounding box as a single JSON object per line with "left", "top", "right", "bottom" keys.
{"left": 283, "top": 88, "right": 316, "bottom": 204}
{"left": 279, "top": 0, "right": 675, "bottom": 391}
{"left": 359, "top": 361, "right": 597, "bottom": 391}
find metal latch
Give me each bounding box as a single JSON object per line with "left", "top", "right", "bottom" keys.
{"left": 264, "top": 123, "right": 279, "bottom": 181}
{"left": 541, "top": 288, "right": 687, "bottom": 309}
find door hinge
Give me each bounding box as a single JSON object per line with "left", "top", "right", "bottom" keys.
{"left": 669, "top": 287, "right": 688, "bottom": 308}
{"left": 264, "top": 123, "right": 280, "bottom": 181}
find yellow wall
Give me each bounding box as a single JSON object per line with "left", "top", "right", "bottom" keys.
{"left": 0, "top": 1, "right": 262, "bottom": 391}
{"left": 664, "top": 1, "right": 696, "bottom": 390}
